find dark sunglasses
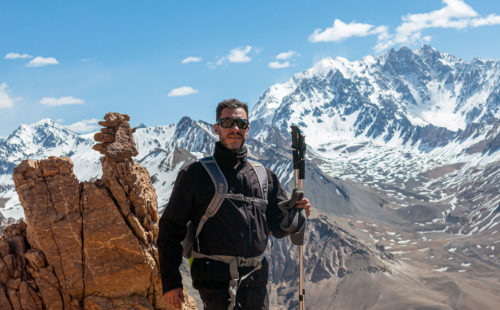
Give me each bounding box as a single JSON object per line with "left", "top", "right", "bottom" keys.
{"left": 216, "top": 118, "right": 249, "bottom": 129}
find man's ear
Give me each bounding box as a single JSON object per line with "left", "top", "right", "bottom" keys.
{"left": 214, "top": 123, "right": 220, "bottom": 135}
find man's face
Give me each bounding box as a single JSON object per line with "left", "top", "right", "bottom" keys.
{"left": 214, "top": 107, "right": 250, "bottom": 151}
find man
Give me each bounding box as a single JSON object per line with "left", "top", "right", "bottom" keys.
{"left": 158, "top": 99, "right": 311, "bottom": 309}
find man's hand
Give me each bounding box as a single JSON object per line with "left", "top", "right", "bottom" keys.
{"left": 295, "top": 197, "right": 311, "bottom": 217}
{"left": 163, "top": 288, "right": 185, "bottom": 309}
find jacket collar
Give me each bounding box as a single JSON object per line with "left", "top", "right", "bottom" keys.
{"left": 214, "top": 142, "right": 247, "bottom": 169}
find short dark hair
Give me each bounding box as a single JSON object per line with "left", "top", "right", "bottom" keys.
{"left": 216, "top": 99, "right": 248, "bottom": 120}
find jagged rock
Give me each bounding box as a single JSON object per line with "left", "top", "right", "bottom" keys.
{"left": 7, "top": 286, "right": 21, "bottom": 310}
{"left": 0, "top": 239, "right": 9, "bottom": 257}
{"left": 93, "top": 112, "right": 138, "bottom": 161}
{"left": 0, "top": 285, "right": 12, "bottom": 310}
{"left": 19, "top": 280, "right": 43, "bottom": 309}
{"left": 2, "top": 113, "right": 198, "bottom": 309}
{"left": 24, "top": 249, "right": 46, "bottom": 271}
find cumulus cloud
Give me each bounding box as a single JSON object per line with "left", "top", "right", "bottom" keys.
{"left": 207, "top": 45, "right": 253, "bottom": 69}
{"left": 40, "top": 96, "right": 85, "bottom": 106}
{"left": 66, "top": 118, "right": 100, "bottom": 133}
{"left": 269, "top": 50, "right": 299, "bottom": 69}
{"left": 227, "top": 46, "right": 252, "bottom": 63}
{"left": 181, "top": 56, "right": 202, "bottom": 64}
{"left": 0, "top": 83, "right": 15, "bottom": 108}
{"left": 276, "top": 50, "right": 298, "bottom": 60}
{"left": 268, "top": 61, "right": 291, "bottom": 69}
{"left": 309, "top": 0, "right": 500, "bottom": 52}
{"left": 309, "top": 19, "right": 388, "bottom": 43}
{"left": 168, "top": 86, "right": 199, "bottom": 97}
{"left": 374, "top": 0, "right": 490, "bottom": 52}
{"left": 27, "top": 56, "right": 59, "bottom": 67}
{"left": 4, "top": 53, "right": 33, "bottom": 59}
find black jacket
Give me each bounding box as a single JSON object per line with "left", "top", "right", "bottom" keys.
{"left": 158, "top": 142, "right": 289, "bottom": 292}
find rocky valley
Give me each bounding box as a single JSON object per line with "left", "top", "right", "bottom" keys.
{"left": 1, "top": 46, "right": 499, "bottom": 309}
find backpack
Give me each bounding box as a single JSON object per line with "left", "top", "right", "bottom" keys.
{"left": 181, "top": 156, "right": 269, "bottom": 310}
{"left": 181, "top": 156, "right": 268, "bottom": 259}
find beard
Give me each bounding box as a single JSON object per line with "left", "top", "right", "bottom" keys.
{"left": 220, "top": 132, "right": 246, "bottom": 151}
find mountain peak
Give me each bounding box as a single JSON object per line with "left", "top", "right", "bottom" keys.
{"left": 251, "top": 45, "right": 500, "bottom": 151}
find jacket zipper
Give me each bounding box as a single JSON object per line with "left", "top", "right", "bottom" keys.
{"left": 238, "top": 170, "right": 252, "bottom": 254}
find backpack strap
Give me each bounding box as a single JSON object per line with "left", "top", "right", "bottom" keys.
{"left": 195, "top": 156, "right": 228, "bottom": 251}
{"left": 191, "top": 157, "right": 269, "bottom": 310}
{"left": 248, "top": 160, "right": 268, "bottom": 201}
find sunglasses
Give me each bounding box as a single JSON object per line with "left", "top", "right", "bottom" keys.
{"left": 216, "top": 118, "right": 249, "bottom": 129}
{"left": 217, "top": 117, "right": 250, "bottom": 129}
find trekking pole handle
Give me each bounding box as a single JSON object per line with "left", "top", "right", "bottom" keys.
{"left": 291, "top": 125, "right": 306, "bottom": 180}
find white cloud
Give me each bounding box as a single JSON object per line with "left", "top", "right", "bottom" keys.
{"left": 181, "top": 56, "right": 202, "bottom": 64}
{"left": 40, "top": 96, "right": 85, "bottom": 106}
{"left": 26, "top": 56, "right": 59, "bottom": 67}
{"left": 375, "top": 0, "right": 500, "bottom": 52}
{"left": 309, "top": 1, "right": 500, "bottom": 52}
{"left": 168, "top": 86, "right": 199, "bottom": 97}
{"left": 276, "top": 50, "right": 297, "bottom": 60}
{"left": 227, "top": 46, "right": 252, "bottom": 63}
{"left": 4, "top": 53, "right": 33, "bottom": 59}
{"left": 309, "top": 19, "right": 388, "bottom": 42}
{"left": 207, "top": 45, "right": 253, "bottom": 68}
{"left": 0, "top": 83, "right": 17, "bottom": 108}
{"left": 471, "top": 13, "right": 500, "bottom": 27}
{"left": 268, "top": 61, "right": 291, "bottom": 69}
{"left": 66, "top": 118, "right": 100, "bottom": 133}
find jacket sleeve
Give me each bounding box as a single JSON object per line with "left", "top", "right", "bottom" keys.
{"left": 158, "top": 168, "right": 194, "bottom": 293}
{"left": 265, "top": 169, "right": 290, "bottom": 239}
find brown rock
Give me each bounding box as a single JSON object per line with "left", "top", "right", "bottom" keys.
{"left": 38, "top": 156, "right": 74, "bottom": 177}
{"left": 94, "top": 112, "right": 138, "bottom": 162}
{"left": 9, "top": 112, "right": 197, "bottom": 310}
{"left": 3, "top": 254, "right": 16, "bottom": 277}
{"left": 32, "top": 266, "right": 64, "bottom": 309}
{"left": 6, "top": 235, "right": 25, "bottom": 258}
{"left": 81, "top": 182, "right": 153, "bottom": 297}
{"left": 0, "top": 284, "right": 12, "bottom": 310}
{"left": 92, "top": 143, "right": 107, "bottom": 154}
{"left": 98, "top": 120, "right": 119, "bottom": 127}
{"left": 19, "top": 280, "right": 43, "bottom": 309}
{"left": 7, "top": 287, "right": 21, "bottom": 310}
{"left": 12, "top": 256, "right": 22, "bottom": 279}
{"left": 0, "top": 239, "right": 10, "bottom": 257}
{"left": 104, "top": 120, "right": 139, "bottom": 161}
{"left": 24, "top": 249, "right": 47, "bottom": 271}
{"left": 6, "top": 278, "right": 21, "bottom": 290}
{"left": 13, "top": 156, "right": 83, "bottom": 307}
{"left": 104, "top": 112, "right": 130, "bottom": 122}
{"left": 0, "top": 260, "right": 9, "bottom": 284}
{"left": 1, "top": 220, "right": 27, "bottom": 239}
{"left": 100, "top": 127, "right": 116, "bottom": 134}
{"left": 94, "top": 132, "right": 115, "bottom": 143}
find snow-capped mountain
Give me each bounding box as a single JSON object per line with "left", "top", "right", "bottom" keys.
{"left": 250, "top": 45, "right": 500, "bottom": 236}
{"left": 1, "top": 45, "right": 499, "bottom": 309}
{"left": 251, "top": 45, "right": 500, "bottom": 149}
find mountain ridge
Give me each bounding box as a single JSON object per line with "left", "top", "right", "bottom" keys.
{"left": 1, "top": 45, "right": 499, "bottom": 309}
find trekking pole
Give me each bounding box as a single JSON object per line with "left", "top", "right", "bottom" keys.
{"left": 291, "top": 125, "right": 306, "bottom": 310}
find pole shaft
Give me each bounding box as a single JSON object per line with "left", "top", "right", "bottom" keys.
{"left": 299, "top": 175, "right": 305, "bottom": 309}
{"left": 299, "top": 245, "right": 304, "bottom": 310}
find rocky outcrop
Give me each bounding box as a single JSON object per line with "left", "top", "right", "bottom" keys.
{"left": 2, "top": 113, "right": 197, "bottom": 309}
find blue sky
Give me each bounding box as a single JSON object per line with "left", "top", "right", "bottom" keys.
{"left": 1, "top": 0, "right": 500, "bottom": 136}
